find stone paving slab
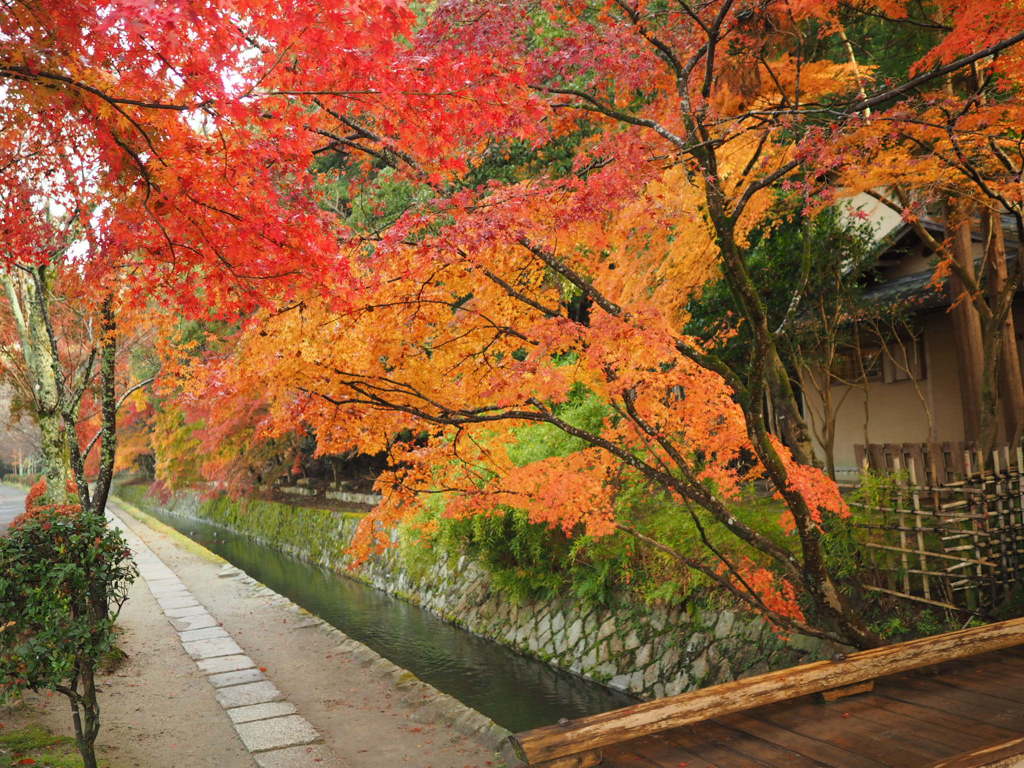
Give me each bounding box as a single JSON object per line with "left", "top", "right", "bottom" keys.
{"left": 227, "top": 702, "right": 298, "bottom": 725}
{"left": 147, "top": 578, "right": 186, "bottom": 591}
{"left": 165, "top": 604, "right": 209, "bottom": 618}
{"left": 208, "top": 668, "right": 266, "bottom": 689}
{"left": 179, "top": 626, "right": 230, "bottom": 643}
{"left": 183, "top": 636, "right": 245, "bottom": 660}
{"left": 157, "top": 595, "right": 199, "bottom": 610}
{"left": 234, "top": 715, "right": 319, "bottom": 753}
{"left": 252, "top": 744, "right": 334, "bottom": 767}
{"left": 170, "top": 612, "right": 220, "bottom": 632}
{"left": 197, "top": 654, "right": 256, "bottom": 675}
{"left": 215, "top": 680, "right": 283, "bottom": 709}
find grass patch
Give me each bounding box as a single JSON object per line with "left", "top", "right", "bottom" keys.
{"left": 0, "top": 724, "right": 105, "bottom": 768}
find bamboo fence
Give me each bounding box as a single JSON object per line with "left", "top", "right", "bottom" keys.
{"left": 851, "top": 441, "right": 1024, "bottom": 614}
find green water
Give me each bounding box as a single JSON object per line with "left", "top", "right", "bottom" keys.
{"left": 148, "top": 509, "right": 636, "bottom": 732}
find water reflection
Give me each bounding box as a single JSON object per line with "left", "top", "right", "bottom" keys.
{"left": 151, "top": 510, "right": 636, "bottom": 731}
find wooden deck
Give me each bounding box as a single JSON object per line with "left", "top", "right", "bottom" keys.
{"left": 601, "top": 647, "right": 1024, "bottom": 768}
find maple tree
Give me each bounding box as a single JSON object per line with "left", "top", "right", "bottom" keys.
{"left": 1, "top": 0, "right": 537, "bottom": 497}
{"left": 0, "top": 0, "right": 544, "bottom": 758}
{"left": 153, "top": 0, "right": 1024, "bottom": 650}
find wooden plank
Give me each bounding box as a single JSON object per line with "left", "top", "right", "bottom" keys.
{"left": 887, "top": 677, "right": 1024, "bottom": 731}
{"left": 506, "top": 618, "right": 1024, "bottom": 765}
{"left": 596, "top": 749, "right": 661, "bottom": 768}
{"left": 605, "top": 733, "right": 717, "bottom": 768}
{"left": 655, "top": 729, "right": 782, "bottom": 768}
{"left": 662, "top": 726, "right": 774, "bottom": 768}
{"left": 838, "top": 695, "right": 1000, "bottom": 754}
{"left": 754, "top": 697, "right": 949, "bottom": 766}
{"left": 697, "top": 720, "right": 825, "bottom": 768}
{"left": 533, "top": 751, "right": 603, "bottom": 768}
{"left": 930, "top": 666, "right": 1024, "bottom": 705}
{"left": 719, "top": 712, "right": 881, "bottom": 768}
{"left": 927, "top": 737, "right": 1024, "bottom": 768}
{"left": 868, "top": 689, "right": 1024, "bottom": 744}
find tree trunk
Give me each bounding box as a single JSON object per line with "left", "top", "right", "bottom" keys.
{"left": 947, "top": 208, "right": 986, "bottom": 447}
{"left": 984, "top": 209, "right": 1024, "bottom": 446}
{"left": 70, "top": 675, "right": 100, "bottom": 768}
{"left": 90, "top": 297, "right": 118, "bottom": 516}
{"left": 2, "top": 270, "right": 72, "bottom": 504}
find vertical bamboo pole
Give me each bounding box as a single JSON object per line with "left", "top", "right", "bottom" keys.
{"left": 964, "top": 449, "right": 981, "bottom": 610}
{"left": 908, "top": 456, "right": 931, "bottom": 600}
{"left": 979, "top": 447, "right": 998, "bottom": 606}
{"left": 992, "top": 448, "right": 1008, "bottom": 599}
{"left": 893, "top": 456, "right": 911, "bottom": 596}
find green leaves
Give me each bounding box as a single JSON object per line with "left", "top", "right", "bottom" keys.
{"left": 0, "top": 508, "right": 136, "bottom": 701}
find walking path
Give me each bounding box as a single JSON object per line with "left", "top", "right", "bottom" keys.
{"left": 106, "top": 509, "right": 333, "bottom": 766}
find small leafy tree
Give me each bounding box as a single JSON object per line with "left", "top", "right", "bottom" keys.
{"left": 0, "top": 480, "right": 137, "bottom": 768}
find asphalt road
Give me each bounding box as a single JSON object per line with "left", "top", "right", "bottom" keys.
{"left": 0, "top": 483, "right": 25, "bottom": 534}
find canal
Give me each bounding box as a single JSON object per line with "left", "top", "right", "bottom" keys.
{"left": 144, "top": 506, "right": 636, "bottom": 732}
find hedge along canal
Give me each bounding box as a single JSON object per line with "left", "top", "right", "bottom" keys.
{"left": 122, "top": 492, "right": 636, "bottom": 732}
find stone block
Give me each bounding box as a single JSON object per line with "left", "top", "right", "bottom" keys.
{"left": 197, "top": 654, "right": 255, "bottom": 675}
{"left": 664, "top": 675, "right": 689, "bottom": 697}
{"left": 253, "top": 745, "right": 333, "bottom": 767}
{"left": 715, "top": 611, "right": 736, "bottom": 639}
{"left": 157, "top": 595, "right": 199, "bottom": 611}
{"left": 208, "top": 667, "right": 266, "bottom": 688}
{"left": 565, "top": 618, "right": 583, "bottom": 649}
{"left": 170, "top": 612, "right": 219, "bottom": 632}
{"left": 215, "top": 680, "right": 283, "bottom": 709}
{"left": 179, "top": 626, "right": 230, "bottom": 643}
{"left": 183, "top": 636, "right": 245, "bottom": 661}
{"left": 234, "top": 715, "right": 319, "bottom": 753}
{"left": 606, "top": 675, "right": 630, "bottom": 696}
{"left": 165, "top": 604, "right": 208, "bottom": 618}
{"left": 139, "top": 568, "right": 177, "bottom": 581}
{"left": 148, "top": 581, "right": 188, "bottom": 596}
{"left": 228, "top": 702, "right": 298, "bottom": 724}
{"left": 634, "top": 644, "right": 651, "bottom": 668}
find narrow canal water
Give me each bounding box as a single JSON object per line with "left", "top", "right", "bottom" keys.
{"left": 146, "top": 508, "right": 636, "bottom": 732}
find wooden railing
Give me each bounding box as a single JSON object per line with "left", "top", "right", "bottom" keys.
{"left": 501, "top": 616, "right": 1024, "bottom": 768}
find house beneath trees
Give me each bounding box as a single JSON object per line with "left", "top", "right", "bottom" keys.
{"left": 799, "top": 193, "right": 1024, "bottom": 482}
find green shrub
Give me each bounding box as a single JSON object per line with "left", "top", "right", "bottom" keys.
{"left": 0, "top": 485, "right": 136, "bottom": 768}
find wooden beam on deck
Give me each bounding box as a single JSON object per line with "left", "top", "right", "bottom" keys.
{"left": 928, "top": 736, "right": 1024, "bottom": 768}
{"left": 503, "top": 616, "right": 1024, "bottom": 767}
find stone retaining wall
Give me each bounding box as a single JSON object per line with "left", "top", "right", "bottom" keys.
{"left": 116, "top": 485, "right": 832, "bottom": 700}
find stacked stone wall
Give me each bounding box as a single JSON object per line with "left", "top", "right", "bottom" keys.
{"left": 116, "top": 485, "right": 831, "bottom": 699}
